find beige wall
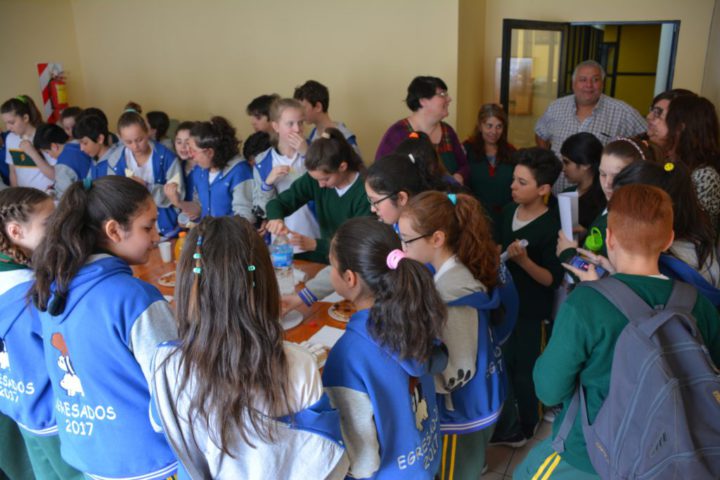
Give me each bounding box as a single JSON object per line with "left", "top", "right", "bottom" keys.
{"left": 68, "top": 0, "right": 459, "bottom": 159}
{"left": 0, "top": 0, "right": 86, "bottom": 115}
{"left": 1, "top": 0, "right": 716, "bottom": 154}
{"left": 474, "top": 0, "right": 716, "bottom": 126}
{"left": 702, "top": 0, "right": 720, "bottom": 109}
{"left": 457, "top": 0, "right": 487, "bottom": 140}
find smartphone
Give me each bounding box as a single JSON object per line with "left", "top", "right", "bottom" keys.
{"left": 569, "top": 255, "right": 608, "bottom": 278}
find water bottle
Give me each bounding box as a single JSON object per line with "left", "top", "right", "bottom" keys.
{"left": 270, "top": 234, "right": 295, "bottom": 295}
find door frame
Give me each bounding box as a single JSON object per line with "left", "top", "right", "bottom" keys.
{"left": 500, "top": 19, "right": 570, "bottom": 115}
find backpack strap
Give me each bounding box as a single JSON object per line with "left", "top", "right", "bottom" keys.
{"left": 551, "top": 386, "right": 580, "bottom": 454}
{"left": 580, "top": 277, "right": 654, "bottom": 320}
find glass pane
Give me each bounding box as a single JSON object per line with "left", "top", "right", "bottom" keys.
{"left": 500, "top": 29, "right": 562, "bottom": 148}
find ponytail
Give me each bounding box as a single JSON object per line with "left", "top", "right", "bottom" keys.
{"left": 0, "top": 188, "right": 51, "bottom": 266}
{"left": 331, "top": 217, "right": 446, "bottom": 362}
{"left": 31, "top": 176, "right": 152, "bottom": 314}
{"left": 190, "top": 116, "right": 240, "bottom": 169}
{"left": 306, "top": 127, "right": 363, "bottom": 173}
{"left": 402, "top": 191, "right": 498, "bottom": 289}
{"left": 1, "top": 95, "right": 44, "bottom": 127}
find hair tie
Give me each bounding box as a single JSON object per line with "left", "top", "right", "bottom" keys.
{"left": 386, "top": 249, "right": 406, "bottom": 270}
{"left": 123, "top": 108, "right": 138, "bottom": 114}
{"left": 82, "top": 177, "right": 93, "bottom": 191}
{"left": 408, "top": 131, "right": 419, "bottom": 139}
{"left": 408, "top": 153, "right": 416, "bottom": 164}
{"left": 447, "top": 193, "right": 457, "bottom": 205}
{"left": 615, "top": 137, "right": 646, "bottom": 161}
{"left": 15, "top": 95, "right": 27, "bottom": 104}
{"left": 193, "top": 235, "right": 204, "bottom": 276}
{"left": 320, "top": 132, "right": 331, "bottom": 139}
{"left": 664, "top": 162, "right": 675, "bottom": 172}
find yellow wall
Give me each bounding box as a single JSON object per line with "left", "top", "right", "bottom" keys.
{"left": 68, "top": 0, "right": 459, "bottom": 159}
{"left": 702, "top": 0, "right": 720, "bottom": 109}
{"left": 469, "top": 0, "right": 716, "bottom": 136}
{"left": 1, "top": 0, "right": 716, "bottom": 153}
{"left": 0, "top": 0, "right": 86, "bottom": 115}
{"left": 457, "top": 0, "right": 487, "bottom": 140}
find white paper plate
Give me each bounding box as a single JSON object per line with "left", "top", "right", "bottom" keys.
{"left": 281, "top": 310, "right": 303, "bottom": 330}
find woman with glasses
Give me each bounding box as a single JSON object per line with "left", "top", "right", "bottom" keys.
{"left": 375, "top": 76, "right": 468, "bottom": 185}
{"left": 644, "top": 88, "right": 695, "bottom": 152}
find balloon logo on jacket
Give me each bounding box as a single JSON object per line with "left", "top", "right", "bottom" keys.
{"left": 51, "top": 333, "right": 84, "bottom": 397}
{"left": 0, "top": 338, "right": 9, "bottom": 370}
{"left": 410, "top": 377, "right": 429, "bottom": 431}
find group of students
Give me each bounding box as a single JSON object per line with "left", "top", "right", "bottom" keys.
{"left": 0, "top": 74, "right": 719, "bottom": 480}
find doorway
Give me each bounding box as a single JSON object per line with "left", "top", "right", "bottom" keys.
{"left": 497, "top": 19, "right": 680, "bottom": 147}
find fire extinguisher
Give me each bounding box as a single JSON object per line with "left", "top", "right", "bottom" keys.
{"left": 48, "top": 73, "right": 68, "bottom": 123}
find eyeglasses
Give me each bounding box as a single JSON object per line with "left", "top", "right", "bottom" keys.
{"left": 648, "top": 105, "right": 665, "bottom": 119}
{"left": 435, "top": 91, "right": 449, "bottom": 98}
{"left": 400, "top": 233, "right": 431, "bottom": 248}
{"left": 367, "top": 192, "right": 395, "bottom": 208}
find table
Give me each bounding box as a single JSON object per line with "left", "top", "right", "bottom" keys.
{"left": 132, "top": 243, "right": 348, "bottom": 343}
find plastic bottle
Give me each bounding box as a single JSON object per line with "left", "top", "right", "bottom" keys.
{"left": 174, "top": 231, "right": 187, "bottom": 261}
{"left": 270, "top": 234, "right": 295, "bottom": 295}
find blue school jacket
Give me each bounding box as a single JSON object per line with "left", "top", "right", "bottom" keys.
{"left": 439, "top": 286, "right": 516, "bottom": 434}
{"left": 323, "top": 308, "right": 445, "bottom": 480}
{"left": 192, "top": 157, "right": 253, "bottom": 218}
{"left": 38, "top": 255, "right": 177, "bottom": 479}
{"left": 107, "top": 141, "right": 182, "bottom": 237}
{"left": 58, "top": 143, "right": 91, "bottom": 181}
{"left": 0, "top": 259, "right": 56, "bottom": 436}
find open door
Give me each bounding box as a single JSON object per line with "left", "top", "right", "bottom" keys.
{"left": 499, "top": 19, "right": 569, "bottom": 147}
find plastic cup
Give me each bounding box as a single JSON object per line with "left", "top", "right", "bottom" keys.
{"left": 158, "top": 241, "right": 172, "bottom": 263}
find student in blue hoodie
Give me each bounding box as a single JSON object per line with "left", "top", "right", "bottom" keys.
{"left": 33, "top": 123, "right": 92, "bottom": 199}
{"left": 30, "top": 176, "right": 178, "bottom": 480}
{"left": 73, "top": 110, "right": 121, "bottom": 181}
{"left": 323, "top": 217, "right": 448, "bottom": 479}
{"left": 152, "top": 216, "right": 348, "bottom": 479}
{"left": 0, "top": 187, "right": 82, "bottom": 479}
{"left": 164, "top": 116, "right": 253, "bottom": 222}
{"left": 399, "top": 191, "right": 517, "bottom": 479}
{"left": 107, "top": 105, "right": 184, "bottom": 238}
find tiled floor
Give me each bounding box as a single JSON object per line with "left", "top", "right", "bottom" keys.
{"left": 481, "top": 421, "right": 552, "bottom": 480}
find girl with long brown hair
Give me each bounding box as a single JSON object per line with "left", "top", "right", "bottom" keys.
{"left": 323, "top": 217, "right": 448, "bottom": 479}
{"left": 152, "top": 216, "right": 348, "bottom": 479}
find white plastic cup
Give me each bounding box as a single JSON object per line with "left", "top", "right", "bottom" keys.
{"left": 158, "top": 241, "right": 172, "bottom": 263}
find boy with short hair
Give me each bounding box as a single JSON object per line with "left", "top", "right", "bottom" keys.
{"left": 293, "top": 80, "right": 360, "bottom": 155}
{"left": 246, "top": 94, "right": 280, "bottom": 134}
{"left": 33, "top": 123, "right": 91, "bottom": 199}
{"left": 496, "top": 147, "right": 564, "bottom": 443}
{"left": 514, "top": 184, "right": 720, "bottom": 479}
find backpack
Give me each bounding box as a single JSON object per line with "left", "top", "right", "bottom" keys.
{"left": 552, "top": 277, "right": 720, "bottom": 479}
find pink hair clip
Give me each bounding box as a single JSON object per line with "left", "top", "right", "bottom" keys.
{"left": 386, "top": 249, "right": 406, "bottom": 270}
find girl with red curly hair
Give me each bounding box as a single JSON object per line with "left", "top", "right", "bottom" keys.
{"left": 398, "top": 191, "right": 517, "bottom": 479}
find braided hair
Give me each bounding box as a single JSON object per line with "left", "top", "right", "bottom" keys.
{"left": 0, "top": 188, "right": 51, "bottom": 266}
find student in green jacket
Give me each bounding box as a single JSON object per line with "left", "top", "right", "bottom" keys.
{"left": 494, "top": 148, "right": 565, "bottom": 445}
{"left": 514, "top": 184, "right": 720, "bottom": 479}
{"left": 266, "top": 127, "right": 371, "bottom": 264}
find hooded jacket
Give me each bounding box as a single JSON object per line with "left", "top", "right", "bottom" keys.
{"left": 38, "top": 254, "right": 178, "bottom": 479}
